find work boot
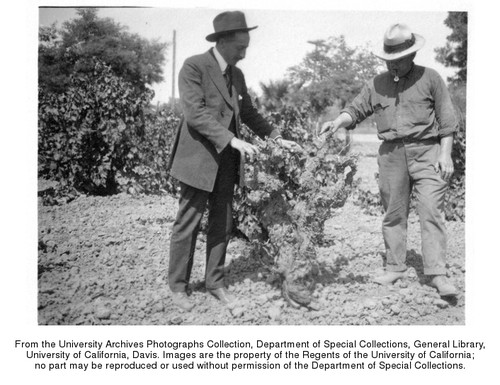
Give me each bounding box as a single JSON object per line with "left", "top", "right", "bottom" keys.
{"left": 207, "top": 287, "right": 237, "bottom": 306}
{"left": 171, "top": 291, "right": 194, "bottom": 311}
{"left": 428, "top": 275, "right": 457, "bottom": 297}
{"left": 373, "top": 270, "right": 406, "bottom": 285}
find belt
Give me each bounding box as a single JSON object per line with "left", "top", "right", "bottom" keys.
{"left": 385, "top": 137, "right": 439, "bottom": 144}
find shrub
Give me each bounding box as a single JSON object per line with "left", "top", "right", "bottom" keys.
{"left": 234, "top": 106, "right": 357, "bottom": 307}
{"left": 115, "top": 107, "right": 180, "bottom": 196}
{"left": 38, "top": 60, "right": 180, "bottom": 203}
{"left": 444, "top": 82, "right": 466, "bottom": 221}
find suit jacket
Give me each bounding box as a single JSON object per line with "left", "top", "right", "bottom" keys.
{"left": 168, "top": 49, "right": 280, "bottom": 192}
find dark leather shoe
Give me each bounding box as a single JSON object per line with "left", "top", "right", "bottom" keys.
{"left": 208, "top": 287, "right": 236, "bottom": 306}
{"left": 171, "top": 291, "right": 194, "bottom": 311}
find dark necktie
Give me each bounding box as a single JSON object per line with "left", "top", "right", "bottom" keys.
{"left": 224, "top": 65, "right": 232, "bottom": 96}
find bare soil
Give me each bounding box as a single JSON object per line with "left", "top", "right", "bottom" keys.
{"left": 37, "top": 138, "right": 465, "bottom": 325}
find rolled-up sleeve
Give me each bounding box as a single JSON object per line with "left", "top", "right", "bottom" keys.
{"left": 430, "top": 70, "right": 459, "bottom": 137}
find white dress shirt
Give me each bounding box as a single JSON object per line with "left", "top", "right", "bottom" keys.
{"left": 213, "top": 47, "right": 229, "bottom": 74}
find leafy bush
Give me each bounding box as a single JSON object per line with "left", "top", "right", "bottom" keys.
{"left": 115, "top": 107, "right": 180, "bottom": 196}
{"left": 444, "top": 82, "right": 466, "bottom": 221}
{"left": 38, "top": 60, "right": 180, "bottom": 204}
{"left": 234, "top": 106, "right": 357, "bottom": 307}
{"left": 353, "top": 185, "right": 383, "bottom": 217}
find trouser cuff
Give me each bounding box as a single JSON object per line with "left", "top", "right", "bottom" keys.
{"left": 169, "top": 283, "right": 188, "bottom": 293}
{"left": 386, "top": 265, "right": 407, "bottom": 273}
{"left": 205, "top": 283, "right": 225, "bottom": 291}
{"left": 423, "top": 268, "right": 447, "bottom": 276}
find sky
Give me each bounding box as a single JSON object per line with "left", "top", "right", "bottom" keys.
{"left": 39, "top": 5, "right": 458, "bottom": 104}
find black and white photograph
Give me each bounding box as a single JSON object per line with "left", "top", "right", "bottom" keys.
{"left": 36, "top": 5, "right": 466, "bottom": 326}
{"left": 2, "top": 0, "right": 499, "bottom": 383}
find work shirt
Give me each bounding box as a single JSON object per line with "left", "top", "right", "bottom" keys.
{"left": 342, "top": 64, "right": 458, "bottom": 141}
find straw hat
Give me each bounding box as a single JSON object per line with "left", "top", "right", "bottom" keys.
{"left": 374, "top": 23, "right": 425, "bottom": 61}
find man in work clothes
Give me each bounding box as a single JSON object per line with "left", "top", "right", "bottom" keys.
{"left": 320, "top": 23, "right": 458, "bottom": 297}
{"left": 167, "top": 11, "right": 299, "bottom": 311}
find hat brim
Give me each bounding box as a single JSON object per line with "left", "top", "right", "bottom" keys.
{"left": 374, "top": 33, "right": 425, "bottom": 61}
{"left": 206, "top": 26, "right": 258, "bottom": 42}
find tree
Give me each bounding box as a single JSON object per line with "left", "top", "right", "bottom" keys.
{"left": 39, "top": 8, "right": 167, "bottom": 93}
{"left": 258, "top": 79, "right": 294, "bottom": 112}
{"left": 435, "top": 12, "right": 467, "bottom": 221}
{"left": 288, "top": 36, "right": 383, "bottom": 87}
{"left": 435, "top": 12, "right": 467, "bottom": 84}
{"left": 287, "top": 36, "right": 384, "bottom": 116}
{"left": 38, "top": 9, "right": 174, "bottom": 200}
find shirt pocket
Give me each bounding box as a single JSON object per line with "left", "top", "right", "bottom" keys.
{"left": 373, "top": 102, "right": 391, "bottom": 133}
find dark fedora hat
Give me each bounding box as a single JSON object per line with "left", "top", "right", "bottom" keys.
{"left": 205, "top": 11, "right": 257, "bottom": 42}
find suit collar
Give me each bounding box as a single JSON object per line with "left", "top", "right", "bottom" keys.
{"left": 206, "top": 49, "right": 233, "bottom": 106}
{"left": 212, "top": 46, "right": 228, "bottom": 73}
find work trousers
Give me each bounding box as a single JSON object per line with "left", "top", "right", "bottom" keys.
{"left": 378, "top": 141, "right": 448, "bottom": 275}
{"left": 168, "top": 146, "right": 238, "bottom": 292}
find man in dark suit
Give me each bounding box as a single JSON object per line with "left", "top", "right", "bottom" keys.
{"left": 168, "top": 11, "right": 299, "bottom": 311}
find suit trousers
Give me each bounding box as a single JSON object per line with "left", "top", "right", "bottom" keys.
{"left": 168, "top": 145, "right": 238, "bottom": 292}
{"left": 378, "top": 141, "right": 448, "bottom": 275}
